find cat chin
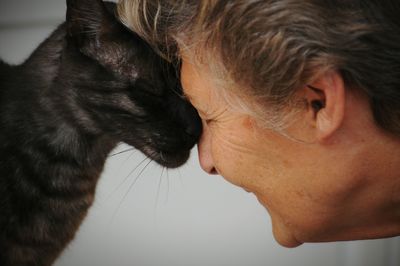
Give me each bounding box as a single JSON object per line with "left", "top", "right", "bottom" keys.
{"left": 144, "top": 148, "right": 191, "bottom": 169}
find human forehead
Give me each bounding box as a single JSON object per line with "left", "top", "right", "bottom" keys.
{"left": 181, "top": 58, "right": 263, "bottom": 119}
{"left": 180, "top": 59, "right": 222, "bottom": 105}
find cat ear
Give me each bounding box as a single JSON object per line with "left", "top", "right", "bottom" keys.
{"left": 66, "top": 0, "right": 115, "bottom": 48}
{"left": 66, "top": 0, "right": 140, "bottom": 79}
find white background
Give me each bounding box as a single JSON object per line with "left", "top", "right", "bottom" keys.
{"left": 0, "top": 0, "right": 399, "bottom": 265}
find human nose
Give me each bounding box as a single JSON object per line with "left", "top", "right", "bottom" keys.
{"left": 197, "top": 123, "right": 218, "bottom": 175}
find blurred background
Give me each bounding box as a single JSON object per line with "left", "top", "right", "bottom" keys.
{"left": 0, "top": 0, "right": 399, "bottom": 265}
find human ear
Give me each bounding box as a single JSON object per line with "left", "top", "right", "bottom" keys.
{"left": 304, "top": 71, "right": 346, "bottom": 142}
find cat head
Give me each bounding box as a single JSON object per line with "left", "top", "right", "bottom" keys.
{"left": 64, "top": 0, "right": 201, "bottom": 168}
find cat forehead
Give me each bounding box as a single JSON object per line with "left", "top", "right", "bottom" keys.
{"left": 103, "top": 50, "right": 139, "bottom": 80}
{"left": 83, "top": 40, "right": 139, "bottom": 80}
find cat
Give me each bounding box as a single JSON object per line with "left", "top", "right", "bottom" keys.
{"left": 0, "top": 0, "right": 201, "bottom": 265}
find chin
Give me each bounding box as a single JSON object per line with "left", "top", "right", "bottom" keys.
{"left": 271, "top": 217, "right": 304, "bottom": 248}
{"left": 274, "top": 236, "right": 303, "bottom": 248}
{"left": 272, "top": 231, "right": 303, "bottom": 248}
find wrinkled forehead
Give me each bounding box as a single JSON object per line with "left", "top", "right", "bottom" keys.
{"left": 180, "top": 57, "right": 255, "bottom": 118}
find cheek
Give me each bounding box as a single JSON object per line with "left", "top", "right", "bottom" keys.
{"left": 210, "top": 131, "right": 248, "bottom": 187}
{"left": 207, "top": 123, "right": 332, "bottom": 243}
{"left": 209, "top": 128, "right": 323, "bottom": 244}
{"left": 253, "top": 159, "right": 353, "bottom": 244}
{"left": 208, "top": 122, "right": 268, "bottom": 190}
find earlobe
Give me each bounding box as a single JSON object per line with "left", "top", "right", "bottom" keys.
{"left": 306, "top": 71, "right": 346, "bottom": 142}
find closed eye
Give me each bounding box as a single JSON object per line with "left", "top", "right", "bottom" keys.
{"left": 205, "top": 119, "right": 214, "bottom": 125}
{"left": 134, "top": 78, "right": 164, "bottom": 97}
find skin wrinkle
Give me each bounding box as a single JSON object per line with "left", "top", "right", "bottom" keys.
{"left": 180, "top": 57, "right": 400, "bottom": 247}
{"left": 119, "top": 0, "right": 400, "bottom": 248}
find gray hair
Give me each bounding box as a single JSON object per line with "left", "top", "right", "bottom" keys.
{"left": 118, "top": 0, "right": 400, "bottom": 135}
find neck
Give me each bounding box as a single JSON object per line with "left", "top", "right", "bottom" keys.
{"left": 332, "top": 131, "right": 400, "bottom": 242}
{"left": 1, "top": 20, "right": 116, "bottom": 164}
{"left": 22, "top": 23, "right": 67, "bottom": 86}
{"left": 0, "top": 49, "right": 117, "bottom": 196}
{"left": 367, "top": 134, "right": 400, "bottom": 238}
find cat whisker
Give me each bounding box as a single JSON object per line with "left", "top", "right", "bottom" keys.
{"left": 108, "top": 147, "right": 135, "bottom": 157}
{"left": 159, "top": 151, "right": 166, "bottom": 162}
{"left": 178, "top": 169, "right": 185, "bottom": 188}
{"left": 104, "top": 155, "right": 149, "bottom": 201}
{"left": 116, "top": 149, "right": 137, "bottom": 170}
{"left": 165, "top": 169, "right": 170, "bottom": 204}
{"left": 109, "top": 158, "right": 153, "bottom": 224}
{"left": 134, "top": 159, "right": 153, "bottom": 185}
{"left": 154, "top": 166, "right": 165, "bottom": 211}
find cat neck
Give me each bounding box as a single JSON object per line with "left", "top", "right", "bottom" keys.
{"left": 0, "top": 22, "right": 117, "bottom": 169}
{"left": 22, "top": 23, "right": 68, "bottom": 87}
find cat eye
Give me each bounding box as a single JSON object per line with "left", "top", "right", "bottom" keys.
{"left": 135, "top": 78, "right": 164, "bottom": 97}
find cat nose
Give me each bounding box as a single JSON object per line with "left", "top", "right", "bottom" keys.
{"left": 182, "top": 102, "right": 202, "bottom": 146}
{"left": 185, "top": 111, "right": 202, "bottom": 139}
{"left": 168, "top": 91, "right": 202, "bottom": 148}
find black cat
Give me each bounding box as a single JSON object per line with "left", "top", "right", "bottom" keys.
{"left": 0, "top": 0, "right": 201, "bottom": 265}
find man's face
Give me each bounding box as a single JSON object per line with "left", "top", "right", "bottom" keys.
{"left": 180, "top": 59, "right": 374, "bottom": 247}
